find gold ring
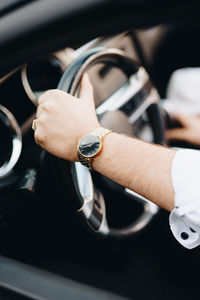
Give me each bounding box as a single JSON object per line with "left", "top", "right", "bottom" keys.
{"left": 32, "top": 119, "right": 37, "bottom": 131}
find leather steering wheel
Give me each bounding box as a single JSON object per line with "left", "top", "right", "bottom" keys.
{"left": 57, "top": 47, "right": 165, "bottom": 237}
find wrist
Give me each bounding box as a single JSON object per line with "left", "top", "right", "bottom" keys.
{"left": 92, "top": 132, "right": 119, "bottom": 171}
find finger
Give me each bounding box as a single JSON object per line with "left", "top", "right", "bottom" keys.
{"left": 34, "top": 124, "right": 47, "bottom": 147}
{"left": 79, "top": 73, "right": 94, "bottom": 104}
{"left": 34, "top": 126, "right": 42, "bottom": 146}
{"left": 38, "top": 89, "right": 65, "bottom": 105}
{"left": 165, "top": 128, "right": 187, "bottom": 141}
{"left": 36, "top": 103, "right": 44, "bottom": 118}
{"left": 174, "top": 113, "right": 192, "bottom": 127}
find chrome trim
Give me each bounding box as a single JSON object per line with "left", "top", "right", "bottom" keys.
{"left": 112, "top": 207, "right": 157, "bottom": 236}
{"left": 96, "top": 67, "right": 149, "bottom": 115}
{"left": 0, "top": 105, "right": 22, "bottom": 178}
{"left": 128, "top": 87, "right": 159, "bottom": 124}
{"left": 109, "top": 189, "right": 159, "bottom": 236}
{"left": 21, "top": 64, "right": 38, "bottom": 106}
{"left": 0, "top": 67, "right": 21, "bottom": 84}
{"left": 75, "top": 162, "right": 109, "bottom": 234}
{"left": 96, "top": 192, "right": 109, "bottom": 234}
{"left": 21, "top": 113, "right": 36, "bottom": 136}
{"left": 125, "top": 188, "right": 159, "bottom": 214}
{"left": 97, "top": 84, "right": 159, "bottom": 125}
{"left": 75, "top": 38, "right": 102, "bottom": 57}
{"left": 75, "top": 162, "right": 94, "bottom": 218}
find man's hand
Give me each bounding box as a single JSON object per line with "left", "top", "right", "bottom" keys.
{"left": 34, "top": 74, "right": 100, "bottom": 161}
{"left": 166, "top": 114, "right": 200, "bottom": 146}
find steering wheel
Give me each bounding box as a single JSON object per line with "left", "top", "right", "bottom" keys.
{"left": 57, "top": 47, "right": 165, "bottom": 237}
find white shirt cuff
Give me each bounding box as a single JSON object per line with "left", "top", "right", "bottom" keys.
{"left": 169, "top": 149, "right": 200, "bottom": 249}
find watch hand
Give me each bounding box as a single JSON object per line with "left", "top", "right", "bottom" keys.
{"left": 81, "top": 144, "right": 92, "bottom": 148}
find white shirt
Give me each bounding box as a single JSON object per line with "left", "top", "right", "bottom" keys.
{"left": 170, "top": 149, "right": 200, "bottom": 249}
{"left": 161, "top": 67, "right": 200, "bottom": 249}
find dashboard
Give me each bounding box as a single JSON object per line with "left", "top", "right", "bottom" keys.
{"left": 0, "top": 32, "right": 156, "bottom": 185}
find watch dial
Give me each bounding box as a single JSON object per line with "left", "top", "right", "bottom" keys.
{"left": 79, "top": 135, "right": 101, "bottom": 157}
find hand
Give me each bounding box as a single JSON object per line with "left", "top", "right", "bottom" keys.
{"left": 34, "top": 74, "right": 100, "bottom": 161}
{"left": 165, "top": 113, "right": 200, "bottom": 146}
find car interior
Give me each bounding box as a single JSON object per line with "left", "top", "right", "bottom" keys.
{"left": 0, "top": 1, "right": 200, "bottom": 300}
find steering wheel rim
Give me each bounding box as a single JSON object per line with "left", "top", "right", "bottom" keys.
{"left": 0, "top": 105, "right": 22, "bottom": 179}
{"left": 57, "top": 47, "right": 164, "bottom": 237}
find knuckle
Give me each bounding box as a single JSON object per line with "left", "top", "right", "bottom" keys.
{"left": 43, "top": 100, "right": 55, "bottom": 113}
{"left": 38, "top": 91, "right": 49, "bottom": 104}
{"left": 38, "top": 114, "right": 48, "bottom": 126}
{"left": 38, "top": 100, "right": 53, "bottom": 112}
{"left": 38, "top": 89, "right": 58, "bottom": 104}
{"left": 34, "top": 129, "right": 44, "bottom": 145}
{"left": 34, "top": 127, "right": 48, "bottom": 146}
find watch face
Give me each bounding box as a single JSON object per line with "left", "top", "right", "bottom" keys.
{"left": 78, "top": 135, "right": 101, "bottom": 157}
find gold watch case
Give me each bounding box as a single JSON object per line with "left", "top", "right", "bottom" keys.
{"left": 77, "top": 134, "right": 103, "bottom": 158}
{"left": 77, "top": 127, "right": 112, "bottom": 169}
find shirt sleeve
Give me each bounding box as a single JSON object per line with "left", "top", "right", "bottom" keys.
{"left": 169, "top": 149, "right": 200, "bottom": 249}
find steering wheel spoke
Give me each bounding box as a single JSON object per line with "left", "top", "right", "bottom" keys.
{"left": 96, "top": 67, "right": 149, "bottom": 116}
{"left": 125, "top": 188, "right": 159, "bottom": 214}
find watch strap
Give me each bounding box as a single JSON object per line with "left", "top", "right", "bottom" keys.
{"left": 77, "top": 152, "right": 93, "bottom": 170}
{"left": 90, "top": 127, "right": 111, "bottom": 140}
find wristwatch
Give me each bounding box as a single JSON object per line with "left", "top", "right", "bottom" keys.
{"left": 77, "top": 127, "right": 112, "bottom": 170}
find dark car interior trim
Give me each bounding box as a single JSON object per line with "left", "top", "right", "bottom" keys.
{"left": 0, "top": 0, "right": 34, "bottom": 17}
{"left": 0, "top": 256, "right": 130, "bottom": 300}
{"left": 0, "top": 0, "right": 200, "bottom": 76}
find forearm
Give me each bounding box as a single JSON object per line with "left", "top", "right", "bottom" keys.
{"left": 93, "top": 133, "right": 176, "bottom": 211}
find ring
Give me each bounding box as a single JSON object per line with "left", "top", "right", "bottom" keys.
{"left": 32, "top": 119, "right": 37, "bottom": 131}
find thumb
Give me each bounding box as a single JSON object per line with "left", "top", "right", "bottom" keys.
{"left": 79, "top": 73, "right": 94, "bottom": 104}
